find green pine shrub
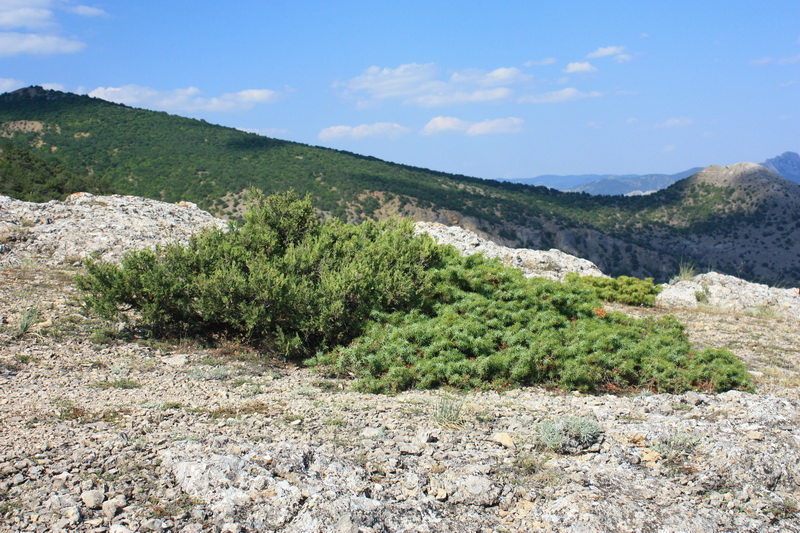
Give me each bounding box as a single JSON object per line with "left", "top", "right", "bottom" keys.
{"left": 77, "top": 190, "right": 752, "bottom": 396}
{"left": 564, "top": 273, "right": 663, "bottom": 306}
{"left": 76, "top": 190, "right": 445, "bottom": 359}
{"left": 311, "top": 252, "right": 752, "bottom": 394}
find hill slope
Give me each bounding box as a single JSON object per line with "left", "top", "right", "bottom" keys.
{"left": 1, "top": 86, "right": 799, "bottom": 284}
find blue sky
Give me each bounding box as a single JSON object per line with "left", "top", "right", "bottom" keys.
{"left": 1, "top": 0, "right": 798, "bottom": 181}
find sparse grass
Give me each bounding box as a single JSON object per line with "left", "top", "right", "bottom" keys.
{"left": 674, "top": 261, "right": 698, "bottom": 282}
{"left": 695, "top": 287, "right": 710, "bottom": 304}
{"left": 514, "top": 451, "right": 552, "bottom": 475}
{"left": 653, "top": 431, "right": 702, "bottom": 475}
{"left": 89, "top": 325, "right": 119, "bottom": 344}
{"left": 206, "top": 401, "right": 272, "bottom": 419}
{"left": 93, "top": 378, "right": 141, "bottom": 390}
{"left": 14, "top": 307, "right": 40, "bottom": 338}
{"left": 295, "top": 386, "right": 316, "bottom": 397}
{"left": 53, "top": 398, "right": 89, "bottom": 421}
{"left": 0, "top": 490, "right": 21, "bottom": 515}
{"left": 187, "top": 367, "right": 229, "bottom": 381}
{"left": 535, "top": 416, "right": 602, "bottom": 454}
{"left": 432, "top": 394, "right": 465, "bottom": 427}
{"left": 767, "top": 498, "right": 799, "bottom": 522}
{"left": 746, "top": 305, "right": 781, "bottom": 319}
{"left": 150, "top": 494, "right": 203, "bottom": 519}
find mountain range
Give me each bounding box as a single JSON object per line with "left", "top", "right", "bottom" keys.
{"left": 507, "top": 152, "right": 799, "bottom": 196}
{"left": 1, "top": 86, "right": 799, "bottom": 285}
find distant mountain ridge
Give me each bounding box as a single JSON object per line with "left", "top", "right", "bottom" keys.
{"left": 508, "top": 152, "right": 798, "bottom": 195}
{"left": 569, "top": 168, "right": 703, "bottom": 196}
{"left": 1, "top": 85, "right": 799, "bottom": 285}
{"left": 762, "top": 151, "right": 800, "bottom": 184}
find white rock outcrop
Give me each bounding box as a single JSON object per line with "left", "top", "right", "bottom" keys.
{"left": 415, "top": 221, "right": 607, "bottom": 281}
{"left": 657, "top": 271, "right": 800, "bottom": 320}
{"left": 0, "top": 192, "right": 227, "bottom": 266}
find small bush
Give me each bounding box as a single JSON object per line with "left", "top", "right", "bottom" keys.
{"left": 77, "top": 190, "right": 445, "bottom": 359}
{"left": 565, "top": 273, "right": 662, "bottom": 306}
{"left": 536, "top": 416, "right": 602, "bottom": 454}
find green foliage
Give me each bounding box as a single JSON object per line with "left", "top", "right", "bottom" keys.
{"left": 76, "top": 190, "right": 444, "bottom": 359}
{"left": 564, "top": 273, "right": 663, "bottom": 306}
{"left": 0, "top": 142, "right": 111, "bottom": 201}
{"left": 1, "top": 87, "right": 795, "bottom": 284}
{"left": 311, "top": 253, "right": 752, "bottom": 395}
{"left": 76, "top": 190, "right": 752, "bottom": 396}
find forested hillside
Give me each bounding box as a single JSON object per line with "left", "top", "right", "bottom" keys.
{"left": 2, "top": 86, "right": 799, "bottom": 284}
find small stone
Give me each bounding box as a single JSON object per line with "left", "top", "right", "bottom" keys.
{"left": 81, "top": 489, "right": 105, "bottom": 509}
{"left": 746, "top": 431, "right": 764, "bottom": 441}
{"left": 491, "top": 433, "right": 516, "bottom": 450}
{"left": 62, "top": 505, "right": 81, "bottom": 524}
{"left": 141, "top": 518, "right": 165, "bottom": 531}
{"left": 102, "top": 495, "right": 127, "bottom": 519}
{"left": 641, "top": 448, "right": 661, "bottom": 463}
{"left": 361, "top": 427, "right": 384, "bottom": 439}
{"left": 398, "top": 443, "right": 422, "bottom": 455}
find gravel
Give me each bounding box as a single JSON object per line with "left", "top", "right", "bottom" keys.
{"left": 1, "top": 194, "right": 798, "bottom": 532}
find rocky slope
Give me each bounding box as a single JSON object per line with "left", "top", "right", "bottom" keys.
{"left": 1, "top": 194, "right": 799, "bottom": 532}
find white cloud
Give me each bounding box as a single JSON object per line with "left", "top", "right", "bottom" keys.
{"left": 752, "top": 54, "right": 800, "bottom": 66}
{"left": 421, "top": 116, "right": 470, "bottom": 135}
{"left": 751, "top": 56, "right": 774, "bottom": 66}
{"left": 664, "top": 144, "right": 676, "bottom": 152}
{"left": 319, "top": 122, "right": 411, "bottom": 141}
{"left": 520, "top": 87, "right": 603, "bottom": 104}
{"left": 614, "top": 54, "right": 633, "bottom": 63}
{"left": 0, "top": 0, "right": 105, "bottom": 56}
{"left": 450, "top": 67, "right": 530, "bottom": 86}
{"left": 337, "top": 62, "right": 524, "bottom": 108}
{"left": 524, "top": 58, "right": 556, "bottom": 67}
{"left": 0, "top": 32, "right": 85, "bottom": 56}
{"left": 0, "top": 78, "right": 25, "bottom": 92}
{"left": 89, "top": 85, "right": 282, "bottom": 112}
{"left": 465, "top": 117, "right": 523, "bottom": 136}
{"left": 655, "top": 117, "right": 693, "bottom": 128}
{"left": 413, "top": 88, "right": 512, "bottom": 107}
{"left": 422, "top": 116, "right": 523, "bottom": 136}
{"left": 65, "top": 5, "right": 108, "bottom": 17}
{"left": 0, "top": 1, "right": 54, "bottom": 30}
{"left": 563, "top": 61, "right": 597, "bottom": 74}
{"left": 587, "top": 46, "right": 625, "bottom": 59}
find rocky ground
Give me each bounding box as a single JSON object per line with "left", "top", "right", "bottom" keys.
{"left": 1, "top": 195, "right": 799, "bottom": 532}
